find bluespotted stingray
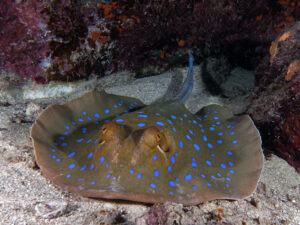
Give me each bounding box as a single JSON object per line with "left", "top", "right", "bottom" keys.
{"left": 31, "top": 54, "right": 263, "bottom": 205}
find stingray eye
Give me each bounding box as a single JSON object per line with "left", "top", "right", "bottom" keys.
{"left": 156, "top": 133, "right": 161, "bottom": 142}
{"left": 102, "top": 126, "right": 107, "bottom": 134}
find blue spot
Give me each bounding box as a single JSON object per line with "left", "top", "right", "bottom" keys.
{"left": 201, "top": 129, "right": 205, "bottom": 133}
{"left": 193, "top": 144, "right": 200, "bottom": 151}
{"left": 83, "top": 112, "right": 87, "bottom": 115}
{"left": 115, "top": 114, "right": 120, "bottom": 117}
{"left": 230, "top": 131, "right": 235, "bottom": 135}
{"left": 227, "top": 151, "right": 233, "bottom": 156}
{"left": 138, "top": 115, "right": 148, "bottom": 118}
{"left": 82, "top": 128, "right": 87, "bottom": 134}
{"left": 180, "top": 117, "right": 183, "bottom": 120}
{"left": 68, "top": 152, "right": 76, "bottom": 157}
{"left": 168, "top": 166, "right": 172, "bottom": 173}
{"left": 153, "top": 155, "right": 158, "bottom": 160}
{"left": 204, "top": 115, "right": 208, "bottom": 118}
{"left": 71, "top": 122, "right": 76, "bottom": 125}
{"left": 186, "top": 134, "right": 191, "bottom": 140}
{"left": 137, "top": 111, "right": 144, "bottom": 114}
{"left": 179, "top": 141, "right": 183, "bottom": 148}
{"left": 65, "top": 126, "right": 70, "bottom": 130}
{"left": 52, "top": 155, "right": 56, "bottom": 159}
{"left": 214, "top": 117, "right": 219, "bottom": 120}
{"left": 87, "top": 152, "right": 93, "bottom": 159}
{"left": 61, "top": 142, "right": 68, "bottom": 147}
{"left": 192, "top": 157, "right": 196, "bottom": 161}
{"left": 51, "top": 149, "right": 56, "bottom": 152}
{"left": 106, "top": 174, "right": 111, "bottom": 179}
{"left": 77, "top": 178, "right": 82, "bottom": 181}
{"left": 88, "top": 117, "right": 92, "bottom": 120}
{"left": 54, "top": 142, "right": 58, "bottom": 146}
{"left": 226, "top": 177, "right": 231, "bottom": 181}
{"left": 91, "top": 181, "right": 96, "bottom": 185}
{"left": 78, "top": 118, "right": 84, "bottom": 122}
{"left": 169, "top": 191, "right": 174, "bottom": 195}
{"left": 94, "top": 113, "right": 100, "bottom": 118}
{"left": 175, "top": 178, "right": 179, "bottom": 182}
{"left": 206, "top": 160, "right": 212, "bottom": 166}
{"left": 217, "top": 173, "right": 222, "bottom": 177}
{"left": 86, "top": 139, "right": 92, "bottom": 143}
{"left": 188, "top": 120, "right": 192, "bottom": 123}
{"left": 209, "top": 127, "right": 215, "bottom": 131}
{"left": 228, "top": 162, "right": 234, "bottom": 167}
{"left": 56, "top": 158, "right": 61, "bottom": 162}
{"left": 173, "top": 127, "right": 176, "bottom": 132}
{"left": 137, "top": 123, "right": 146, "bottom": 127}
{"left": 229, "top": 170, "right": 234, "bottom": 174}
{"left": 184, "top": 114, "right": 187, "bottom": 118}
{"left": 201, "top": 174, "right": 206, "bottom": 178}
{"left": 129, "top": 169, "right": 134, "bottom": 174}
{"left": 193, "top": 120, "right": 197, "bottom": 124}
{"left": 104, "top": 119, "right": 110, "bottom": 123}
{"left": 218, "top": 132, "right": 223, "bottom": 136}
{"left": 216, "top": 122, "right": 221, "bottom": 125}
{"left": 155, "top": 113, "right": 160, "bottom": 116}
{"left": 226, "top": 184, "right": 230, "bottom": 187}
{"left": 156, "top": 121, "right": 165, "bottom": 126}
{"left": 105, "top": 109, "right": 110, "bottom": 114}
{"left": 170, "top": 156, "right": 175, "bottom": 164}
{"left": 207, "top": 143, "right": 213, "bottom": 149}
{"left": 106, "top": 163, "right": 109, "bottom": 168}
{"left": 69, "top": 164, "right": 76, "bottom": 169}
{"left": 185, "top": 174, "right": 192, "bottom": 181}
{"left": 116, "top": 118, "right": 124, "bottom": 123}
{"left": 77, "top": 138, "right": 84, "bottom": 143}
{"left": 169, "top": 180, "right": 176, "bottom": 187}
{"left": 217, "top": 140, "right": 223, "bottom": 144}
{"left": 189, "top": 130, "right": 194, "bottom": 135}
{"left": 210, "top": 153, "right": 215, "bottom": 157}
{"left": 174, "top": 152, "right": 178, "bottom": 157}
{"left": 167, "top": 119, "right": 173, "bottom": 125}
{"left": 80, "top": 165, "right": 87, "bottom": 171}
{"left": 211, "top": 175, "right": 216, "bottom": 179}
{"left": 232, "top": 140, "right": 237, "bottom": 144}
{"left": 207, "top": 183, "right": 212, "bottom": 187}
{"left": 94, "top": 121, "right": 99, "bottom": 124}
{"left": 192, "top": 185, "right": 198, "bottom": 190}
{"left": 153, "top": 170, "right": 160, "bottom": 177}
{"left": 150, "top": 183, "right": 156, "bottom": 188}
{"left": 171, "top": 115, "right": 176, "bottom": 119}
{"left": 199, "top": 124, "right": 203, "bottom": 128}
{"left": 137, "top": 173, "right": 143, "bottom": 179}
{"left": 90, "top": 163, "right": 95, "bottom": 170}
{"left": 203, "top": 136, "right": 207, "bottom": 142}
{"left": 64, "top": 132, "right": 69, "bottom": 135}
{"left": 114, "top": 105, "right": 118, "bottom": 108}
{"left": 220, "top": 163, "right": 226, "bottom": 169}
{"left": 66, "top": 174, "right": 71, "bottom": 178}
{"left": 100, "top": 156, "right": 105, "bottom": 164}
{"left": 118, "top": 101, "right": 123, "bottom": 106}
{"left": 214, "top": 111, "right": 218, "bottom": 114}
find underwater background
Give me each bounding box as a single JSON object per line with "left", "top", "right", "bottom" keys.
{"left": 0, "top": 0, "right": 299, "bottom": 224}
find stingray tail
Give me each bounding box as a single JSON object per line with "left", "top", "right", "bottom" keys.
{"left": 173, "top": 52, "right": 194, "bottom": 102}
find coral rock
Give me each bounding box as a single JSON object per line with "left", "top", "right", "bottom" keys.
{"left": 248, "top": 22, "right": 300, "bottom": 172}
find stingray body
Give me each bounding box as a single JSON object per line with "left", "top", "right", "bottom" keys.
{"left": 31, "top": 54, "right": 263, "bottom": 205}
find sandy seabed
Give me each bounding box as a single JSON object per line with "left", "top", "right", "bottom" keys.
{"left": 0, "top": 66, "right": 299, "bottom": 224}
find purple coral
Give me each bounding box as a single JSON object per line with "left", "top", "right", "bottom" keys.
{"left": 0, "top": 0, "right": 49, "bottom": 82}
